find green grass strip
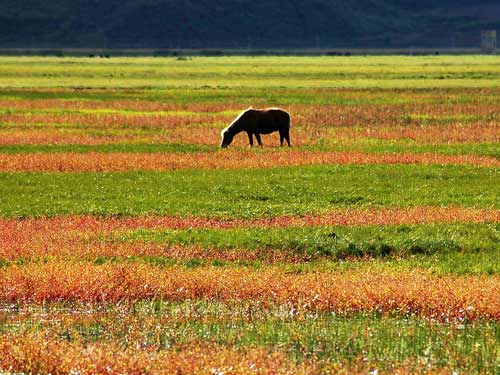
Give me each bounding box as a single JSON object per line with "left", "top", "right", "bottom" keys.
{"left": 0, "top": 164, "right": 499, "bottom": 217}
{"left": 1, "top": 86, "right": 499, "bottom": 105}
{"left": 121, "top": 223, "right": 500, "bottom": 258}
{"left": 0, "top": 141, "right": 499, "bottom": 159}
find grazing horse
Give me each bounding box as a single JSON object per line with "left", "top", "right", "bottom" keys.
{"left": 220, "top": 107, "right": 291, "bottom": 148}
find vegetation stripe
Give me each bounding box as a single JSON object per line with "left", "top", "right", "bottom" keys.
{"left": 1, "top": 263, "right": 499, "bottom": 321}
{"left": 1, "top": 151, "right": 500, "bottom": 172}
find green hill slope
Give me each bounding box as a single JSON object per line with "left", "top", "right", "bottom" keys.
{"left": 0, "top": 0, "right": 498, "bottom": 48}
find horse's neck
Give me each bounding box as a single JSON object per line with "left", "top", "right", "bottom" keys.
{"left": 228, "top": 122, "right": 244, "bottom": 135}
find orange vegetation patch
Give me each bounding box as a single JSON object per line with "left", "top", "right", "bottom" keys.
{"left": 0, "top": 111, "right": 231, "bottom": 129}
{"left": 0, "top": 240, "right": 303, "bottom": 263}
{"left": 0, "top": 128, "right": 142, "bottom": 145}
{"left": 1, "top": 263, "right": 498, "bottom": 321}
{"left": 0, "top": 127, "right": 258, "bottom": 146}
{"left": 0, "top": 150, "right": 499, "bottom": 172}
{"left": 0, "top": 333, "right": 463, "bottom": 375}
{"left": 2, "top": 123, "right": 499, "bottom": 146}
{"left": 0, "top": 336, "right": 311, "bottom": 375}
{"left": 0, "top": 127, "right": 316, "bottom": 146}
{"left": 345, "top": 123, "right": 500, "bottom": 143}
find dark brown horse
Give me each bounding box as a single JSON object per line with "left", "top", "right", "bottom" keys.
{"left": 220, "top": 107, "right": 291, "bottom": 148}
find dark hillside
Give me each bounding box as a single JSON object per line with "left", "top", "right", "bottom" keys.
{"left": 0, "top": 0, "right": 498, "bottom": 48}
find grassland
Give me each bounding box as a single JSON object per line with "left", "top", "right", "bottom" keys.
{"left": 2, "top": 56, "right": 500, "bottom": 89}
{"left": 0, "top": 55, "right": 499, "bottom": 374}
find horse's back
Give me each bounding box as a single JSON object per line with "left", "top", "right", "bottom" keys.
{"left": 257, "top": 108, "right": 290, "bottom": 133}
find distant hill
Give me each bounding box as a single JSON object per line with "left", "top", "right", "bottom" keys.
{"left": 0, "top": 0, "right": 498, "bottom": 49}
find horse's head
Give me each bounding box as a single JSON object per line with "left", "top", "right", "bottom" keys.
{"left": 220, "top": 128, "right": 234, "bottom": 148}
{"left": 220, "top": 108, "right": 253, "bottom": 148}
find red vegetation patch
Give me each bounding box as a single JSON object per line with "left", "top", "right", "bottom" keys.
{"left": 2, "top": 206, "right": 499, "bottom": 232}
{"left": 0, "top": 150, "right": 499, "bottom": 172}
{"left": 1, "top": 207, "right": 499, "bottom": 261}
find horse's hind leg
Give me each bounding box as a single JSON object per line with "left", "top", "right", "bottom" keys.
{"left": 255, "top": 133, "right": 263, "bottom": 147}
{"left": 280, "top": 133, "right": 284, "bottom": 146}
{"left": 284, "top": 129, "right": 291, "bottom": 146}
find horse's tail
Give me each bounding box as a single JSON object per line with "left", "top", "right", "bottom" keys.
{"left": 284, "top": 110, "right": 291, "bottom": 146}
{"left": 284, "top": 109, "right": 291, "bottom": 130}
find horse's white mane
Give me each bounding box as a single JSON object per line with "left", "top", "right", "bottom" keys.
{"left": 221, "top": 107, "right": 253, "bottom": 135}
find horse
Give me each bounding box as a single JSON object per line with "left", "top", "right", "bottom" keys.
{"left": 220, "top": 107, "right": 291, "bottom": 148}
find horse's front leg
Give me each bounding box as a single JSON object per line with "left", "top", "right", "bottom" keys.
{"left": 255, "top": 133, "right": 263, "bottom": 147}
{"left": 247, "top": 132, "right": 254, "bottom": 146}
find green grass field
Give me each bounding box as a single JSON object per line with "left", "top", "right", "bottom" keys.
{"left": 2, "top": 55, "right": 500, "bottom": 88}
{"left": 0, "top": 55, "right": 499, "bottom": 374}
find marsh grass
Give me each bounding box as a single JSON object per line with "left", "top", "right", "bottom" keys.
{"left": 1, "top": 55, "right": 499, "bottom": 373}
{"left": 1, "top": 302, "right": 498, "bottom": 373}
